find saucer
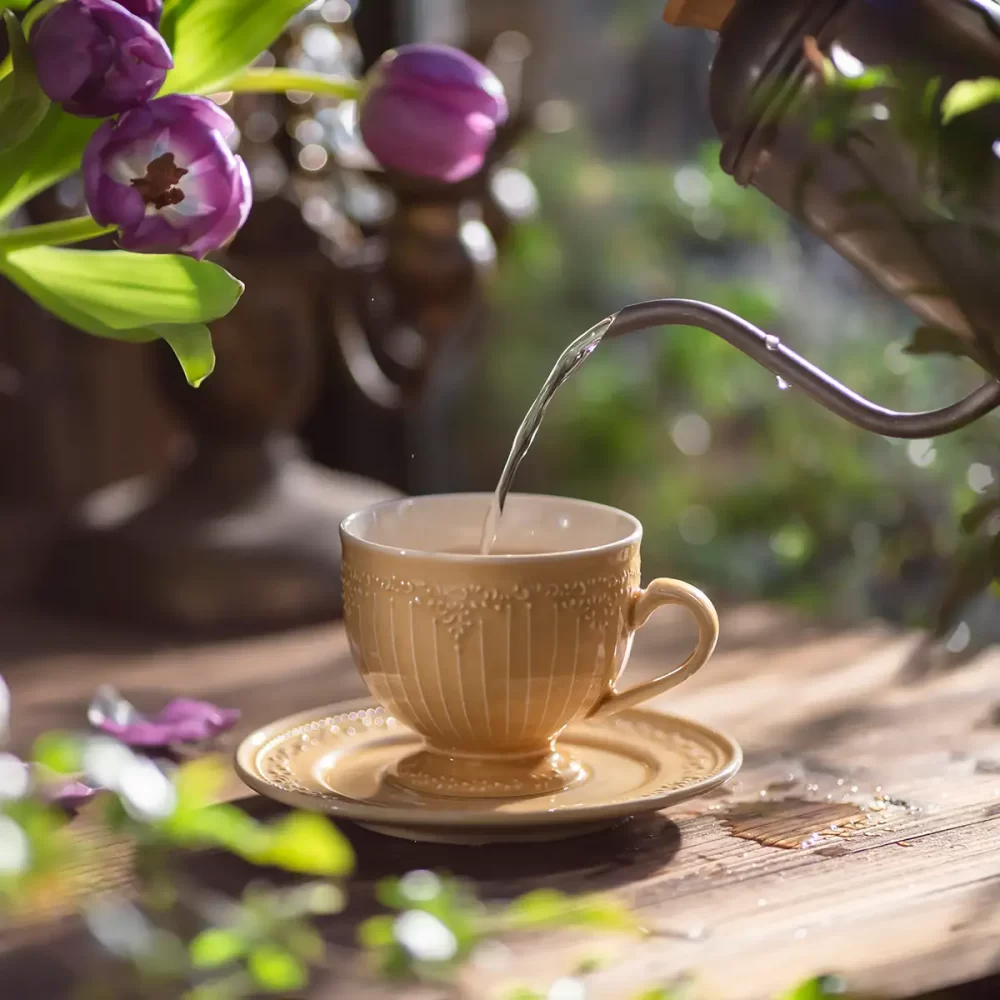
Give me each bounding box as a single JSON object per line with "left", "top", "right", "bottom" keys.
{"left": 235, "top": 698, "right": 741, "bottom": 844}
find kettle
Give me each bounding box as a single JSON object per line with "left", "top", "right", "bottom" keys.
{"left": 606, "top": 0, "right": 1000, "bottom": 437}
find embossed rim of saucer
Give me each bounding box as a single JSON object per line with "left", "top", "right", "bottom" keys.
{"left": 235, "top": 697, "right": 742, "bottom": 832}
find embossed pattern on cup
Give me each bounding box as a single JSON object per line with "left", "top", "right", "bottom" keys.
{"left": 341, "top": 494, "right": 718, "bottom": 798}
{"left": 342, "top": 541, "right": 639, "bottom": 756}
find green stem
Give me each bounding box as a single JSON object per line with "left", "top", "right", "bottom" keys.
{"left": 0, "top": 215, "right": 115, "bottom": 253}
{"left": 0, "top": 0, "right": 63, "bottom": 82}
{"left": 212, "top": 68, "right": 360, "bottom": 101}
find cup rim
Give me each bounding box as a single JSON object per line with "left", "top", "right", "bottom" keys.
{"left": 340, "top": 492, "right": 643, "bottom": 563}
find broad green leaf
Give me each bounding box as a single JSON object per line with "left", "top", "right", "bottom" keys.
{"left": 357, "top": 916, "right": 395, "bottom": 950}
{"left": 284, "top": 923, "right": 325, "bottom": 962}
{"left": 376, "top": 870, "right": 443, "bottom": 909}
{"left": 171, "top": 756, "right": 227, "bottom": 812}
{"left": 0, "top": 260, "right": 207, "bottom": 382}
{"left": 162, "top": 0, "right": 311, "bottom": 95}
{"left": 282, "top": 882, "right": 344, "bottom": 916}
{"left": 961, "top": 493, "right": 1000, "bottom": 534}
{"left": 0, "top": 11, "right": 50, "bottom": 153}
{"left": 503, "top": 990, "right": 546, "bottom": 1000}
{"left": 0, "top": 251, "right": 157, "bottom": 342}
{"left": 154, "top": 323, "right": 215, "bottom": 388}
{"left": 941, "top": 77, "right": 1000, "bottom": 123}
{"left": 158, "top": 0, "right": 199, "bottom": 50}
{"left": 778, "top": 976, "right": 847, "bottom": 1000}
{"left": 189, "top": 928, "right": 247, "bottom": 969}
{"left": 260, "top": 812, "right": 355, "bottom": 877}
{"left": 0, "top": 247, "right": 243, "bottom": 329}
{"left": 0, "top": 105, "right": 97, "bottom": 220}
{"left": 161, "top": 801, "right": 272, "bottom": 856}
{"left": 247, "top": 944, "right": 307, "bottom": 993}
{"left": 502, "top": 889, "right": 640, "bottom": 934}
{"left": 31, "top": 732, "right": 82, "bottom": 775}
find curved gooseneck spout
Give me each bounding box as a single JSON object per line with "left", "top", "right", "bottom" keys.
{"left": 606, "top": 300, "right": 1000, "bottom": 439}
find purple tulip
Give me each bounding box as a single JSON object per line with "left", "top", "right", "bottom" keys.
{"left": 359, "top": 43, "right": 508, "bottom": 183}
{"left": 117, "top": 0, "right": 163, "bottom": 28}
{"left": 31, "top": 0, "right": 173, "bottom": 119}
{"left": 89, "top": 685, "right": 240, "bottom": 747}
{"left": 83, "top": 95, "right": 252, "bottom": 259}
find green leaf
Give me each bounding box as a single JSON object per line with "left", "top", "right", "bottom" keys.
{"left": 283, "top": 923, "right": 325, "bottom": 962}
{"left": 961, "top": 494, "right": 1000, "bottom": 534}
{"left": 189, "top": 928, "right": 247, "bottom": 969}
{"left": 0, "top": 105, "right": 97, "bottom": 221}
{"left": 247, "top": 944, "right": 307, "bottom": 993}
{"left": 503, "top": 990, "right": 546, "bottom": 1000}
{"left": 31, "top": 731, "right": 82, "bottom": 774}
{"left": 155, "top": 323, "right": 215, "bottom": 388}
{"left": 376, "top": 870, "right": 445, "bottom": 909}
{"left": 260, "top": 812, "right": 355, "bottom": 877}
{"left": 0, "top": 252, "right": 156, "bottom": 343}
{"left": 172, "top": 757, "right": 227, "bottom": 811}
{"left": 162, "top": 801, "right": 272, "bottom": 857}
{"left": 286, "top": 882, "right": 345, "bottom": 916}
{"left": 778, "top": 976, "right": 847, "bottom": 1000}
{"left": 941, "top": 77, "right": 1000, "bottom": 123}
{"left": 0, "top": 247, "right": 243, "bottom": 329}
{"left": 0, "top": 11, "right": 50, "bottom": 153}
{"left": 162, "top": 0, "right": 311, "bottom": 95}
{"left": 357, "top": 915, "right": 395, "bottom": 950}
{"left": 633, "top": 990, "right": 679, "bottom": 1000}
{"left": 501, "top": 889, "right": 640, "bottom": 934}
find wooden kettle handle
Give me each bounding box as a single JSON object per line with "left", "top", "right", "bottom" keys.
{"left": 663, "top": 0, "right": 737, "bottom": 31}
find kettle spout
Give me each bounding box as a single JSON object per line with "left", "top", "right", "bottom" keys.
{"left": 607, "top": 300, "right": 1000, "bottom": 439}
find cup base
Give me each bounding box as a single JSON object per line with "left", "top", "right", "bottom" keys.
{"left": 387, "top": 744, "right": 588, "bottom": 799}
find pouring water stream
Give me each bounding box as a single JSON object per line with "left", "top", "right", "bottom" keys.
{"left": 479, "top": 314, "right": 617, "bottom": 554}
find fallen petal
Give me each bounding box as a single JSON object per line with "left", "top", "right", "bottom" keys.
{"left": 89, "top": 689, "right": 240, "bottom": 747}
{"left": 45, "top": 779, "right": 100, "bottom": 812}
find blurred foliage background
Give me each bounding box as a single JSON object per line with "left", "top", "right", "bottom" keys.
{"left": 434, "top": 97, "right": 1000, "bottom": 648}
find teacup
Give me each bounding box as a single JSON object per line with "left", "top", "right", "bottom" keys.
{"left": 340, "top": 493, "right": 718, "bottom": 798}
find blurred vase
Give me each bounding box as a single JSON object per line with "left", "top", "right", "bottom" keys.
{"left": 43, "top": 199, "right": 397, "bottom": 635}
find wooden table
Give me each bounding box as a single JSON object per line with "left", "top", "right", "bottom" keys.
{"left": 3, "top": 604, "right": 1000, "bottom": 999}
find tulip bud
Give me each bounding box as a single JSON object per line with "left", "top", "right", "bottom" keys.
{"left": 31, "top": 0, "right": 172, "bottom": 118}
{"left": 358, "top": 43, "right": 508, "bottom": 183}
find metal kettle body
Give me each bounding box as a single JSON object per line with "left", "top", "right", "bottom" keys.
{"left": 613, "top": 0, "right": 1000, "bottom": 437}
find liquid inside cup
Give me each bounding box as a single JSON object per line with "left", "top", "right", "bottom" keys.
{"left": 438, "top": 545, "right": 549, "bottom": 556}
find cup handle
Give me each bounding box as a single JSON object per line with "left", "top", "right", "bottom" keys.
{"left": 586, "top": 579, "right": 719, "bottom": 719}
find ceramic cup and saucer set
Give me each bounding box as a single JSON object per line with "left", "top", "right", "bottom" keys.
{"left": 236, "top": 494, "right": 742, "bottom": 844}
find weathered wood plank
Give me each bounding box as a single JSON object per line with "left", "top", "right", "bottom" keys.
{"left": 2, "top": 606, "right": 1000, "bottom": 999}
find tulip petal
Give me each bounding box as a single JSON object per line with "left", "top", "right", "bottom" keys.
{"left": 83, "top": 96, "right": 252, "bottom": 257}
{"left": 89, "top": 686, "right": 240, "bottom": 747}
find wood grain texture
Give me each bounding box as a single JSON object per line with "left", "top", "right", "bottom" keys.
{"left": 2, "top": 605, "right": 1000, "bottom": 999}
{"left": 663, "top": 0, "right": 738, "bottom": 31}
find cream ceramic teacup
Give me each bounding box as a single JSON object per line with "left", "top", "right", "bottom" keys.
{"left": 340, "top": 493, "right": 719, "bottom": 799}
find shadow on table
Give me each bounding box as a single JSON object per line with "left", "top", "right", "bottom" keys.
{"left": 178, "top": 795, "right": 682, "bottom": 946}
